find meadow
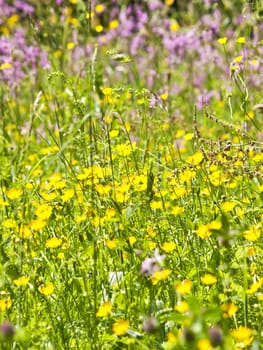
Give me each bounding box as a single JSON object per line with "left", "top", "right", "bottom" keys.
{"left": 0, "top": 0, "right": 263, "bottom": 349}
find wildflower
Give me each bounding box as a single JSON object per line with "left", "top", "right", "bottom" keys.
{"left": 151, "top": 269, "right": 171, "bottom": 285}
{"left": 197, "top": 339, "right": 213, "bottom": 350}
{"left": 209, "top": 327, "right": 223, "bottom": 347}
{"left": 217, "top": 37, "right": 228, "bottom": 45}
{"left": 29, "top": 219, "right": 47, "bottom": 231}
{"left": 236, "top": 37, "right": 246, "bottom": 44}
{"left": 112, "top": 319, "right": 129, "bottom": 336}
{"left": 186, "top": 152, "right": 203, "bottom": 166}
{"left": 231, "top": 326, "right": 253, "bottom": 346}
{"left": 201, "top": 274, "right": 217, "bottom": 285}
{"left": 175, "top": 279, "right": 193, "bottom": 295}
{"left": 115, "top": 143, "right": 135, "bottom": 157}
{"left": 106, "top": 239, "right": 118, "bottom": 249}
{"left": 0, "top": 321, "right": 15, "bottom": 339}
{"left": 6, "top": 188, "right": 23, "bottom": 200}
{"left": 245, "top": 246, "right": 256, "bottom": 257}
{"left": 220, "top": 201, "right": 236, "bottom": 212}
{"left": 150, "top": 201, "right": 163, "bottom": 210}
{"left": 35, "top": 204, "right": 53, "bottom": 220}
{"left": 67, "top": 42, "right": 75, "bottom": 50}
{"left": 0, "top": 63, "right": 12, "bottom": 70}
{"left": 233, "top": 55, "right": 243, "bottom": 63}
{"left": 96, "top": 301, "right": 112, "bottom": 317}
{"left": 174, "top": 301, "right": 189, "bottom": 313}
{"left": 19, "top": 224, "right": 31, "bottom": 239}
{"left": 3, "top": 219, "right": 17, "bottom": 229}
{"left": 95, "top": 184, "right": 111, "bottom": 195}
{"left": 0, "top": 299, "right": 12, "bottom": 312}
{"left": 39, "top": 283, "right": 55, "bottom": 296}
{"left": 141, "top": 249, "right": 166, "bottom": 277}
{"left": 142, "top": 316, "right": 159, "bottom": 333}
{"left": 165, "top": 0, "right": 174, "bottom": 5}
{"left": 171, "top": 206, "right": 185, "bottom": 216}
{"left": 109, "top": 20, "right": 119, "bottom": 30}
{"left": 196, "top": 224, "right": 211, "bottom": 239}
{"left": 61, "top": 189, "right": 75, "bottom": 203}
{"left": 221, "top": 303, "right": 238, "bottom": 318}
{"left": 243, "top": 225, "right": 261, "bottom": 242}
{"left": 128, "top": 236, "right": 136, "bottom": 245}
{"left": 170, "top": 21, "right": 179, "bottom": 32}
{"left": 86, "top": 11, "right": 94, "bottom": 20}
{"left": 167, "top": 332, "right": 177, "bottom": 343}
{"left": 46, "top": 237, "right": 62, "bottom": 249}
{"left": 13, "top": 276, "right": 29, "bottom": 287}
{"left": 95, "top": 4, "right": 105, "bottom": 13}
{"left": 161, "top": 242, "right": 176, "bottom": 253}
{"left": 246, "top": 278, "right": 263, "bottom": 294}
{"left": 109, "top": 129, "right": 119, "bottom": 138}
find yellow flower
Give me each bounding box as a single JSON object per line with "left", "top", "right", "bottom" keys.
{"left": 151, "top": 269, "right": 171, "bottom": 285}
{"left": 29, "top": 219, "right": 47, "bottom": 231}
{"left": 150, "top": 201, "right": 163, "bottom": 210}
{"left": 96, "top": 301, "right": 112, "bottom": 317}
{"left": 95, "top": 184, "right": 112, "bottom": 196}
{"left": 109, "top": 129, "right": 119, "bottom": 138}
{"left": 197, "top": 339, "right": 213, "bottom": 350}
{"left": 39, "top": 283, "right": 55, "bottom": 296}
{"left": 112, "top": 319, "right": 129, "bottom": 336}
{"left": 170, "top": 22, "right": 179, "bottom": 32}
{"left": 106, "top": 239, "right": 118, "bottom": 250}
{"left": 246, "top": 278, "right": 263, "bottom": 294}
{"left": 184, "top": 132, "right": 194, "bottom": 141}
{"left": 245, "top": 246, "right": 256, "bottom": 257}
{"left": 186, "top": 152, "right": 203, "bottom": 166}
{"left": 0, "top": 298, "right": 12, "bottom": 311}
{"left": 46, "top": 237, "right": 62, "bottom": 249}
{"left": 196, "top": 224, "right": 211, "bottom": 239}
{"left": 236, "top": 37, "right": 246, "bottom": 44}
{"left": 208, "top": 170, "right": 227, "bottom": 186}
{"left": 67, "top": 42, "right": 75, "bottom": 50}
{"left": 167, "top": 332, "right": 177, "bottom": 343}
{"left": 233, "top": 55, "right": 243, "bottom": 63}
{"left": 175, "top": 279, "right": 193, "bottom": 295}
{"left": 109, "top": 20, "right": 119, "bottom": 30}
{"left": 207, "top": 220, "right": 222, "bottom": 231}
{"left": 171, "top": 206, "right": 185, "bottom": 216}
{"left": 128, "top": 236, "right": 136, "bottom": 245}
{"left": 19, "top": 224, "right": 31, "bottom": 239}
{"left": 161, "top": 242, "right": 176, "bottom": 253}
{"left": 95, "top": 4, "right": 105, "bottom": 13}
{"left": 220, "top": 201, "right": 236, "bottom": 212}
{"left": 201, "top": 274, "right": 217, "bottom": 285}
{"left": 13, "top": 276, "right": 30, "bottom": 287}
{"left": 147, "top": 227, "right": 156, "bottom": 237}
{"left": 243, "top": 225, "right": 261, "bottom": 242}
{"left": 85, "top": 11, "right": 94, "bottom": 20}
{"left": 61, "top": 189, "right": 75, "bottom": 203}
{"left": 6, "top": 187, "right": 23, "bottom": 200}
{"left": 165, "top": 0, "right": 174, "bottom": 5}
{"left": 174, "top": 301, "right": 189, "bottom": 313}
{"left": 3, "top": 219, "right": 17, "bottom": 229}
{"left": 115, "top": 143, "right": 135, "bottom": 157}
{"left": 218, "top": 37, "right": 228, "bottom": 45}
{"left": 231, "top": 326, "right": 253, "bottom": 344}
{"left": 0, "top": 63, "right": 12, "bottom": 70}
{"left": 35, "top": 204, "right": 53, "bottom": 220}
{"left": 221, "top": 303, "right": 238, "bottom": 318}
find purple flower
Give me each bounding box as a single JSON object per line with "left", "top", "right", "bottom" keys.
{"left": 0, "top": 321, "right": 15, "bottom": 339}
{"left": 141, "top": 249, "right": 166, "bottom": 277}
{"left": 14, "top": 1, "right": 34, "bottom": 15}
